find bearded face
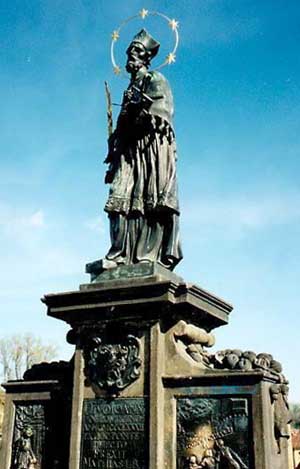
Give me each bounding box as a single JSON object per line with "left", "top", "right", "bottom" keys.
{"left": 126, "top": 42, "right": 150, "bottom": 74}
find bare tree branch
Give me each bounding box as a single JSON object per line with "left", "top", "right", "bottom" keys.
{"left": 0, "top": 339, "right": 12, "bottom": 381}
{"left": 291, "top": 403, "right": 300, "bottom": 429}
{"left": 0, "top": 334, "right": 58, "bottom": 381}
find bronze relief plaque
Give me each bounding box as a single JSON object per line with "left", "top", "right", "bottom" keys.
{"left": 10, "top": 402, "right": 47, "bottom": 469}
{"left": 80, "top": 398, "right": 148, "bottom": 469}
{"left": 177, "top": 397, "right": 253, "bottom": 469}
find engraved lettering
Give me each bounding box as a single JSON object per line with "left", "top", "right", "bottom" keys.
{"left": 80, "top": 398, "right": 148, "bottom": 469}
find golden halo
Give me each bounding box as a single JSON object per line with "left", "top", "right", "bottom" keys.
{"left": 110, "top": 9, "right": 179, "bottom": 77}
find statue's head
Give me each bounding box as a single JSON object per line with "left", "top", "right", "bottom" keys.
{"left": 126, "top": 29, "right": 160, "bottom": 73}
{"left": 23, "top": 426, "right": 33, "bottom": 437}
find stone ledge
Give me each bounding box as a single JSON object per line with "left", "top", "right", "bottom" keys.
{"left": 162, "top": 369, "right": 279, "bottom": 387}
{"left": 85, "top": 260, "right": 183, "bottom": 284}
{"left": 2, "top": 380, "right": 60, "bottom": 394}
{"left": 43, "top": 276, "right": 233, "bottom": 331}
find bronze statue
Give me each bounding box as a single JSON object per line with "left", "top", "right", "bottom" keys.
{"left": 103, "top": 29, "right": 182, "bottom": 270}
{"left": 187, "top": 455, "right": 202, "bottom": 469}
{"left": 214, "top": 439, "right": 247, "bottom": 469}
{"left": 199, "top": 449, "right": 216, "bottom": 468}
{"left": 12, "top": 427, "right": 37, "bottom": 469}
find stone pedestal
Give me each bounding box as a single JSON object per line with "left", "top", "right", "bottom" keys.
{"left": 0, "top": 264, "right": 291, "bottom": 469}
{"left": 43, "top": 265, "right": 233, "bottom": 469}
{"left": 0, "top": 363, "right": 73, "bottom": 469}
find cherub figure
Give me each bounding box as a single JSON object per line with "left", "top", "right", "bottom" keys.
{"left": 200, "top": 449, "right": 216, "bottom": 468}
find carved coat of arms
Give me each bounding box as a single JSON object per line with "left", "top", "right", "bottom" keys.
{"left": 83, "top": 334, "right": 141, "bottom": 394}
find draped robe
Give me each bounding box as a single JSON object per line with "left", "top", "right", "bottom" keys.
{"left": 104, "top": 69, "right": 183, "bottom": 270}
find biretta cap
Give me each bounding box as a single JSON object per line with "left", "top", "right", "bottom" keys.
{"left": 129, "top": 29, "right": 160, "bottom": 58}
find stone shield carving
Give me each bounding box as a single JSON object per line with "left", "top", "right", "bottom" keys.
{"left": 83, "top": 334, "right": 141, "bottom": 394}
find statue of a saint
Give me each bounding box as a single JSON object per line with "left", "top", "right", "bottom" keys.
{"left": 103, "top": 29, "right": 182, "bottom": 270}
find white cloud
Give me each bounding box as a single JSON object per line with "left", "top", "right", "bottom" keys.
{"left": 27, "top": 210, "right": 45, "bottom": 227}
{"left": 0, "top": 202, "right": 85, "bottom": 281}
{"left": 84, "top": 215, "right": 105, "bottom": 235}
{"left": 182, "top": 192, "right": 300, "bottom": 234}
{"left": 0, "top": 205, "right": 46, "bottom": 236}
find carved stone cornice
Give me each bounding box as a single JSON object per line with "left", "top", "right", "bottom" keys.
{"left": 42, "top": 267, "right": 233, "bottom": 332}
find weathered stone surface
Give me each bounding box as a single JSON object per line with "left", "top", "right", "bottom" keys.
{"left": 23, "top": 359, "right": 74, "bottom": 387}
{"left": 86, "top": 260, "right": 183, "bottom": 283}
{"left": 82, "top": 334, "right": 142, "bottom": 395}
{"left": 43, "top": 265, "right": 233, "bottom": 332}
{"left": 1, "top": 267, "right": 291, "bottom": 469}
{"left": 163, "top": 371, "right": 291, "bottom": 469}
{"left": 0, "top": 379, "right": 72, "bottom": 469}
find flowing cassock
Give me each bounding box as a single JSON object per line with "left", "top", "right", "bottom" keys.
{"left": 104, "top": 70, "right": 183, "bottom": 270}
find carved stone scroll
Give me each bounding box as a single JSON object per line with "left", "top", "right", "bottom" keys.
{"left": 174, "top": 321, "right": 215, "bottom": 367}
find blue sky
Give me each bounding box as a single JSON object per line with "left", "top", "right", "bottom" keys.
{"left": 1, "top": 0, "right": 299, "bottom": 400}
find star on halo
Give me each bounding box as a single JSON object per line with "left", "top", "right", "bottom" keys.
{"left": 113, "top": 65, "right": 121, "bottom": 75}
{"left": 166, "top": 53, "right": 176, "bottom": 64}
{"left": 111, "top": 30, "right": 120, "bottom": 41}
{"left": 139, "top": 8, "right": 149, "bottom": 19}
{"left": 169, "top": 19, "right": 179, "bottom": 30}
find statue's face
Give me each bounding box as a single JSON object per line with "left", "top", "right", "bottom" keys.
{"left": 126, "top": 42, "right": 149, "bottom": 73}
{"left": 24, "top": 427, "right": 33, "bottom": 437}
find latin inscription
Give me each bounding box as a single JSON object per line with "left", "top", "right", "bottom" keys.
{"left": 80, "top": 398, "right": 148, "bottom": 469}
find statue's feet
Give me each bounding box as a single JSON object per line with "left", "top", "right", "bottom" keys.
{"left": 86, "top": 258, "right": 119, "bottom": 282}
{"left": 102, "top": 258, "right": 118, "bottom": 269}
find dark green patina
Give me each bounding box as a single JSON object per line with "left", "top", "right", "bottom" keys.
{"left": 80, "top": 398, "right": 148, "bottom": 469}
{"left": 177, "top": 397, "right": 253, "bottom": 469}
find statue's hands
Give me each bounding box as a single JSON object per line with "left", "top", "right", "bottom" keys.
{"left": 124, "top": 89, "right": 134, "bottom": 101}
